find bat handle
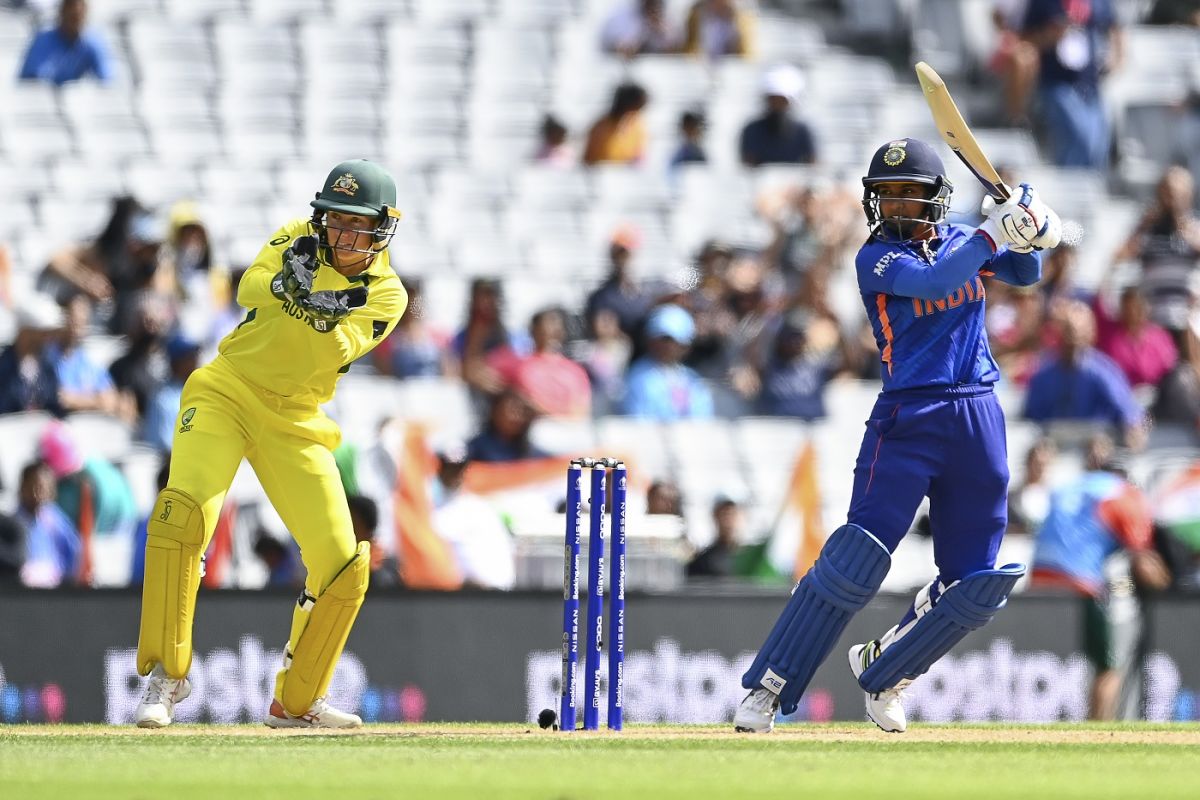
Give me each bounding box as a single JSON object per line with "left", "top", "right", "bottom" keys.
{"left": 993, "top": 183, "right": 1012, "bottom": 203}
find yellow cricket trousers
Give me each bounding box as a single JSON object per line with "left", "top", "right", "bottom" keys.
{"left": 165, "top": 356, "right": 357, "bottom": 696}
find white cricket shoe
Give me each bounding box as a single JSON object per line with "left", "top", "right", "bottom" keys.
{"left": 733, "top": 688, "right": 780, "bottom": 733}
{"left": 264, "top": 697, "right": 363, "bottom": 729}
{"left": 135, "top": 664, "right": 192, "bottom": 728}
{"left": 848, "top": 641, "right": 909, "bottom": 733}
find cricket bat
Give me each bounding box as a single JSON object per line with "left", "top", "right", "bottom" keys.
{"left": 914, "top": 61, "right": 1010, "bottom": 203}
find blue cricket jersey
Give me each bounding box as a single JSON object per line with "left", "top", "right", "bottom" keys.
{"left": 855, "top": 224, "right": 1042, "bottom": 392}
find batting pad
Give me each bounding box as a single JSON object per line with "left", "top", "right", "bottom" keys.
{"left": 858, "top": 563, "right": 1025, "bottom": 693}
{"left": 280, "top": 541, "right": 370, "bottom": 716}
{"left": 742, "top": 524, "right": 891, "bottom": 715}
{"left": 137, "top": 489, "right": 206, "bottom": 679}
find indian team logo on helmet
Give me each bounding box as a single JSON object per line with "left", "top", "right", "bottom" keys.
{"left": 331, "top": 173, "right": 359, "bottom": 196}
{"left": 883, "top": 141, "right": 908, "bottom": 167}
{"left": 179, "top": 407, "right": 196, "bottom": 433}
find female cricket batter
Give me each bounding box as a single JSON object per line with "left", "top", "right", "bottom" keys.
{"left": 734, "top": 138, "right": 1062, "bottom": 733}
{"left": 134, "top": 160, "right": 407, "bottom": 728}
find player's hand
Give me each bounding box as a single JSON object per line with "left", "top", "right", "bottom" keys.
{"left": 998, "top": 185, "right": 1062, "bottom": 250}
{"left": 281, "top": 235, "right": 319, "bottom": 299}
{"left": 299, "top": 287, "right": 368, "bottom": 330}
{"left": 979, "top": 184, "right": 1060, "bottom": 252}
{"left": 1028, "top": 197, "right": 1062, "bottom": 250}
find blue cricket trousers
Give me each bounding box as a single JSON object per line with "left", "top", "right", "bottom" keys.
{"left": 846, "top": 384, "right": 1010, "bottom": 582}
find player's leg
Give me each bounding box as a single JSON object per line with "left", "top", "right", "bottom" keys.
{"left": 1083, "top": 595, "right": 1120, "bottom": 720}
{"left": 136, "top": 367, "right": 248, "bottom": 726}
{"left": 735, "top": 399, "right": 936, "bottom": 731}
{"left": 851, "top": 393, "right": 1022, "bottom": 730}
{"left": 250, "top": 422, "right": 365, "bottom": 728}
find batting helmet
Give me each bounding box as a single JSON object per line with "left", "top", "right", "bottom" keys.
{"left": 861, "top": 138, "right": 953, "bottom": 242}
{"left": 310, "top": 159, "right": 401, "bottom": 262}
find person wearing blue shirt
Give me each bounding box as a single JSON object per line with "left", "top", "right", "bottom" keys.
{"left": 15, "top": 461, "right": 81, "bottom": 588}
{"left": 18, "top": 0, "right": 113, "bottom": 86}
{"left": 1023, "top": 299, "right": 1145, "bottom": 441}
{"left": 51, "top": 293, "right": 122, "bottom": 416}
{"left": 1021, "top": 0, "right": 1121, "bottom": 168}
{"left": 756, "top": 311, "right": 840, "bottom": 420}
{"left": 0, "top": 294, "right": 65, "bottom": 415}
{"left": 39, "top": 420, "right": 137, "bottom": 587}
{"left": 141, "top": 334, "right": 202, "bottom": 452}
{"left": 621, "top": 304, "right": 714, "bottom": 420}
{"left": 739, "top": 65, "right": 816, "bottom": 167}
{"left": 735, "top": 138, "right": 1064, "bottom": 735}
{"left": 465, "top": 389, "right": 550, "bottom": 463}
{"left": 668, "top": 110, "right": 708, "bottom": 171}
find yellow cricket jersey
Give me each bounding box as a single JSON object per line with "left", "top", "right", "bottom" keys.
{"left": 217, "top": 218, "right": 408, "bottom": 406}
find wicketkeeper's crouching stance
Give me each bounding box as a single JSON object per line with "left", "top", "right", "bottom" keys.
{"left": 735, "top": 138, "right": 1062, "bottom": 733}
{"left": 135, "top": 160, "right": 407, "bottom": 728}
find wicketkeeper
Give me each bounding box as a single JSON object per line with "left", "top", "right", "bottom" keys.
{"left": 134, "top": 160, "right": 407, "bottom": 728}
{"left": 735, "top": 138, "right": 1062, "bottom": 733}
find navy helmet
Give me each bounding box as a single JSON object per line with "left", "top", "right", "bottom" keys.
{"left": 861, "top": 138, "right": 953, "bottom": 241}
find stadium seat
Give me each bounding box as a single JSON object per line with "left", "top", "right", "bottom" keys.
{"left": 123, "top": 161, "right": 204, "bottom": 207}
{"left": 160, "top": 0, "right": 247, "bottom": 22}
{"left": 453, "top": 239, "right": 528, "bottom": 277}
{"left": 148, "top": 119, "right": 225, "bottom": 167}
{"left": 329, "top": 0, "right": 414, "bottom": 23}
{"left": 65, "top": 412, "right": 133, "bottom": 465}
{"left": 120, "top": 443, "right": 166, "bottom": 518}
{"left": 246, "top": 0, "right": 330, "bottom": 22}
{"left": 493, "top": 0, "right": 578, "bottom": 24}
{"left": 50, "top": 159, "right": 128, "bottom": 203}
{"left": 396, "top": 376, "right": 475, "bottom": 439}
{"left": 87, "top": 0, "right": 162, "bottom": 24}
{"left": 595, "top": 417, "right": 670, "bottom": 478}
{"left": 502, "top": 275, "right": 589, "bottom": 329}
{"left": 529, "top": 416, "right": 597, "bottom": 456}
{"left": 410, "top": 0, "right": 491, "bottom": 23}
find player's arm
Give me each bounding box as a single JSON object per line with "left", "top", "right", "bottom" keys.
{"left": 238, "top": 227, "right": 300, "bottom": 308}
{"left": 329, "top": 281, "right": 408, "bottom": 363}
{"left": 857, "top": 238, "right": 995, "bottom": 300}
{"left": 982, "top": 248, "right": 1042, "bottom": 287}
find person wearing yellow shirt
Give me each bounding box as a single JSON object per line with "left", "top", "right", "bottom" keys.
{"left": 133, "top": 159, "right": 408, "bottom": 729}
{"left": 583, "top": 82, "right": 649, "bottom": 166}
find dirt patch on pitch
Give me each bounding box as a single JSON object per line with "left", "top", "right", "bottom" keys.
{"left": 5, "top": 724, "right": 1200, "bottom": 745}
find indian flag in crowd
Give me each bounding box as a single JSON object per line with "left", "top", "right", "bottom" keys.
{"left": 736, "top": 442, "right": 824, "bottom": 582}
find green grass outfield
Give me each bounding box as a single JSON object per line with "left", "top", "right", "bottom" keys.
{"left": 3, "top": 723, "right": 1199, "bottom": 800}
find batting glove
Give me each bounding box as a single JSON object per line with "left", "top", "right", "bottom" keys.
{"left": 299, "top": 287, "right": 368, "bottom": 332}
{"left": 979, "top": 184, "right": 1060, "bottom": 253}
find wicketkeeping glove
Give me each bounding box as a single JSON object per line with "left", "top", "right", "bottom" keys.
{"left": 298, "top": 287, "right": 369, "bottom": 331}
{"left": 278, "top": 234, "right": 320, "bottom": 300}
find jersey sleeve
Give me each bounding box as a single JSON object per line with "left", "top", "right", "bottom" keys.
{"left": 857, "top": 234, "right": 996, "bottom": 300}
{"left": 983, "top": 248, "right": 1042, "bottom": 287}
{"left": 237, "top": 223, "right": 301, "bottom": 309}
{"left": 331, "top": 278, "right": 408, "bottom": 364}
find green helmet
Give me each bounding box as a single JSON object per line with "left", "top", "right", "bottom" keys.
{"left": 309, "top": 159, "right": 401, "bottom": 260}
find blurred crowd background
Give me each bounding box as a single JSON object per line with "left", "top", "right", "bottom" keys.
{"left": 1, "top": 0, "right": 1200, "bottom": 599}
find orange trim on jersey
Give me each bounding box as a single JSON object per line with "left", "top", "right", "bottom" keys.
{"left": 875, "top": 294, "right": 894, "bottom": 375}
